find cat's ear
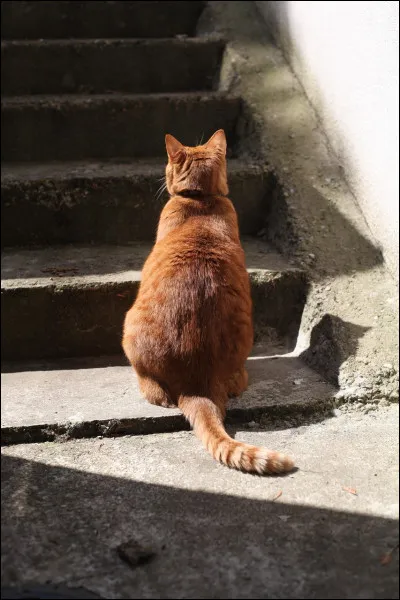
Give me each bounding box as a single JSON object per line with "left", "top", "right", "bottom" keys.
{"left": 165, "top": 134, "right": 185, "bottom": 162}
{"left": 205, "top": 129, "right": 227, "bottom": 155}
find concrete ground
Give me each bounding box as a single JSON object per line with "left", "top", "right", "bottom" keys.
{"left": 2, "top": 405, "right": 399, "bottom": 599}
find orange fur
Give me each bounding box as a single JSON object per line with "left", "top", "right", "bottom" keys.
{"left": 122, "top": 130, "right": 294, "bottom": 474}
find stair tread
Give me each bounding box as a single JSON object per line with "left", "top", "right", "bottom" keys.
{"left": 1, "top": 158, "right": 264, "bottom": 183}
{"left": 1, "top": 36, "right": 223, "bottom": 47}
{"left": 1, "top": 351, "right": 335, "bottom": 442}
{"left": 2, "top": 91, "right": 237, "bottom": 105}
{"left": 1, "top": 239, "right": 307, "bottom": 361}
{"left": 1, "top": 239, "right": 301, "bottom": 289}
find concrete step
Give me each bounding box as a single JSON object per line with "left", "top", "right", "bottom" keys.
{"left": 1, "top": 240, "right": 307, "bottom": 361}
{"left": 1, "top": 1, "right": 205, "bottom": 40}
{"left": 1, "top": 37, "right": 224, "bottom": 96}
{"left": 1, "top": 351, "right": 335, "bottom": 445}
{"left": 1, "top": 92, "right": 241, "bottom": 162}
{"left": 1, "top": 160, "right": 271, "bottom": 247}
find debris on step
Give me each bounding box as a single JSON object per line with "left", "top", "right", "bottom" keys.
{"left": 116, "top": 540, "right": 156, "bottom": 569}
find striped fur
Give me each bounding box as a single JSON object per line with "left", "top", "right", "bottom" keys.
{"left": 179, "top": 396, "right": 294, "bottom": 474}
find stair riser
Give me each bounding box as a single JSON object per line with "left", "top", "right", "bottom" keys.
{"left": 1, "top": 1, "right": 205, "bottom": 40}
{"left": 1, "top": 95, "right": 241, "bottom": 161}
{"left": 1, "top": 272, "right": 307, "bottom": 361}
{"left": 1, "top": 39, "right": 224, "bottom": 96}
{"left": 1, "top": 166, "right": 270, "bottom": 246}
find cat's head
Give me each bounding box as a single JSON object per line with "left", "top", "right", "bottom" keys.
{"left": 165, "top": 129, "right": 228, "bottom": 198}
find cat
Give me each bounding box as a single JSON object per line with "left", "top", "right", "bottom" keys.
{"left": 122, "top": 129, "right": 294, "bottom": 474}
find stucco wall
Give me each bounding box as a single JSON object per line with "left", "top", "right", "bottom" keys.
{"left": 256, "top": 1, "right": 399, "bottom": 280}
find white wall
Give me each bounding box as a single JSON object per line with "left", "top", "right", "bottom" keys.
{"left": 257, "top": 1, "right": 399, "bottom": 279}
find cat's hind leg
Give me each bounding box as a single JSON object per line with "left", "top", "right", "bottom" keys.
{"left": 227, "top": 367, "right": 249, "bottom": 398}
{"left": 137, "top": 375, "right": 177, "bottom": 409}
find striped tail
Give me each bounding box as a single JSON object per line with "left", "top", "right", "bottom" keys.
{"left": 178, "top": 395, "right": 294, "bottom": 475}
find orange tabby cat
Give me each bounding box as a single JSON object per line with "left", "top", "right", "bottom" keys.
{"left": 122, "top": 130, "right": 294, "bottom": 474}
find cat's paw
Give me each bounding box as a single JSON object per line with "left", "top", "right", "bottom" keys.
{"left": 160, "top": 400, "right": 178, "bottom": 409}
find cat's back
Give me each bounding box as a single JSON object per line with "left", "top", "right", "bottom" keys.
{"left": 143, "top": 194, "right": 246, "bottom": 279}
{"left": 131, "top": 201, "right": 252, "bottom": 366}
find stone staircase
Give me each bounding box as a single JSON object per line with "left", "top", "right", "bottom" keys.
{"left": 1, "top": 0, "right": 335, "bottom": 444}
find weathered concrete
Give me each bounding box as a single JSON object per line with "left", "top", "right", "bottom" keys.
{"left": 1, "top": 160, "right": 272, "bottom": 246}
{"left": 198, "top": 1, "right": 399, "bottom": 405}
{"left": 1, "top": 37, "right": 224, "bottom": 96}
{"left": 1, "top": 92, "right": 241, "bottom": 161}
{"left": 2, "top": 406, "right": 398, "bottom": 599}
{"left": 1, "top": 351, "right": 335, "bottom": 444}
{"left": 1, "top": 1, "right": 205, "bottom": 40}
{"left": 1, "top": 240, "right": 308, "bottom": 360}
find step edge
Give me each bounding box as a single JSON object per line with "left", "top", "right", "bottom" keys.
{"left": 1, "top": 159, "right": 268, "bottom": 183}
{"left": 1, "top": 267, "right": 305, "bottom": 291}
{"left": 0, "top": 395, "right": 333, "bottom": 445}
{"left": 1, "top": 36, "right": 225, "bottom": 48}
{"left": 1, "top": 91, "right": 241, "bottom": 106}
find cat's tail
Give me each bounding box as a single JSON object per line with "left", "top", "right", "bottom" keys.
{"left": 178, "top": 395, "right": 294, "bottom": 475}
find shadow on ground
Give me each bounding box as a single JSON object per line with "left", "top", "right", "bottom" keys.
{"left": 1, "top": 454, "right": 398, "bottom": 599}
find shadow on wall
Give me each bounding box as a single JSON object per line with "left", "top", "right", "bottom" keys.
{"left": 260, "top": 170, "right": 384, "bottom": 280}
{"left": 1, "top": 454, "right": 399, "bottom": 599}
{"left": 236, "top": 97, "right": 384, "bottom": 281}
{"left": 299, "top": 314, "right": 371, "bottom": 385}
